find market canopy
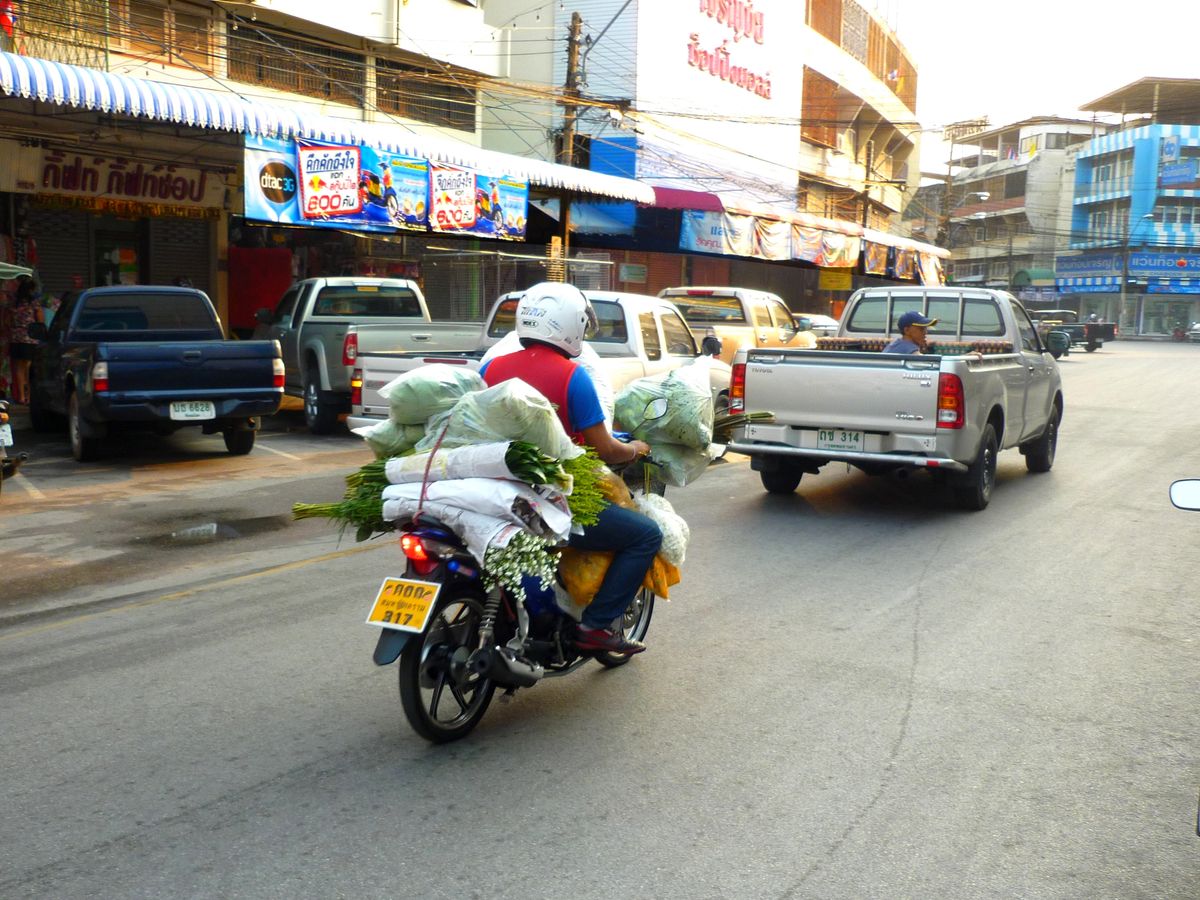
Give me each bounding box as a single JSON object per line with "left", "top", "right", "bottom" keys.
{"left": 1012, "top": 268, "right": 1057, "bottom": 287}
{"left": 0, "top": 51, "right": 655, "bottom": 204}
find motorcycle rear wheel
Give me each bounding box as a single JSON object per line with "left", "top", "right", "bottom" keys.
{"left": 398, "top": 587, "right": 496, "bottom": 743}
{"left": 595, "top": 586, "right": 655, "bottom": 669}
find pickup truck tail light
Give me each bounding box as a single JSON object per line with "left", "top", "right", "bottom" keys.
{"left": 272, "top": 358, "right": 285, "bottom": 389}
{"left": 936, "top": 373, "right": 965, "bottom": 429}
{"left": 350, "top": 368, "right": 363, "bottom": 407}
{"left": 342, "top": 331, "right": 358, "bottom": 367}
{"left": 92, "top": 362, "right": 109, "bottom": 393}
{"left": 730, "top": 363, "right": 746, "bottom": 414}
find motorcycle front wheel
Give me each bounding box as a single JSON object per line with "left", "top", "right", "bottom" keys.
{"left": 398, "top": 586, "right": 496, "bottom": 743}
{"left": 595, "top": 586, "right": 655, "bottom": 669}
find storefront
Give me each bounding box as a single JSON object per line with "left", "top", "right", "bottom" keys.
{"left": 1056, "top": 251, "right": 1200, "bottom": 334}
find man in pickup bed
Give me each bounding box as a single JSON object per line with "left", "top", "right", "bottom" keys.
{"left": 883, "top": 310, "right": 938, "bottom": 354}
{"left": 479, "top": 282, "right": 661, "bottom": 656}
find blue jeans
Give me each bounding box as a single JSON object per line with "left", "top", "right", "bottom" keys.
{"left": 569, "top": 503, "right": 662, "bottom": 629}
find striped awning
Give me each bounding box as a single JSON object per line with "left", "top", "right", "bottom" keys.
{"left": 0, "top": 51, "right": 655, "bottom": 203}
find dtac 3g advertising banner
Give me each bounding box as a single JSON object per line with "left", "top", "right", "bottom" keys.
{"left": 244, "top": 135, "right": 430, "bottom": 233}
{"left": 429, "top": 164, "right": 529, "bottom": 240}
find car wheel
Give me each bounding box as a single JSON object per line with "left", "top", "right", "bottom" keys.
{"left": 952, "top": 423, "right": 997, "bottom": 511}
{"left": 68, "top": 392, "right": 102, "bottom": 462}
{"left": 223, "top": 427, "right": 255, "bottom": 455}
{"left": 304, "top": 369, "right": 339, "bottom": 435}
{"left": 1022, "top": 403, "right": 1060, "bottom": 474}
{"left": 760, "top": 466, "right": 803, "bottom": 495}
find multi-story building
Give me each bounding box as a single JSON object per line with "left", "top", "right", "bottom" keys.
{"left": 483, "top": 0, "right": 940, "bottom": 314}
{"left": 1057, "top": 78, "right": 1200, "bottom": 334}
{"left": 940, "top": 117, "right": 1106, "bottom": 304}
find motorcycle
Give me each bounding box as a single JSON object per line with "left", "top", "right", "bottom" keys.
{"left": 367, "top": 402, "right": 671, "bottom": 744}
{"left": 0, "top": 399, "right": 28, "bottom": 499}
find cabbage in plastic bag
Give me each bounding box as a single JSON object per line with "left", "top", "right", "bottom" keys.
{"left": 352, "top": 419, "right": 427, "bottom": 459}
{"left": 378, "top": 364, "right": 485, "bottom": 425}
{"left": 615, "top": 365, "right": 714, "bottom": 451}
{"left": 649, "top": 442, "right": 712, "bottom": 487}
{"left": 414, "top": 378, "right": 583, "bottom": 460}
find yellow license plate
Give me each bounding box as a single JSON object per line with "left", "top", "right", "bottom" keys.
{"left": 366, "top": 577, "right": 440, "bottom": 633}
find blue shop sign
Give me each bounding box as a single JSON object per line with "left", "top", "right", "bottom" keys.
{"left": 1055, "top": 254, "right": 1120, "bottom": 277}
{"left": 1129, "top": 251, "right": 1200, "bottom": 277}
{"left": 1160, "top": 160, "right": 1199, "bottom": 188}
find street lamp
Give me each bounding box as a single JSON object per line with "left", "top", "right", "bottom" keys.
{"left": 1119, "top": 213, "right": 1154, "bottom": 334}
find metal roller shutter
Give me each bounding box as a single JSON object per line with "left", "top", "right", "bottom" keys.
{"left": 148, "top": 217, "right": 212, "bottom": 292}
{"left": 24, "top": 206, "right": 89, "bottom": 296}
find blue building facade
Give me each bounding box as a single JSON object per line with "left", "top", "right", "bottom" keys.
{"left": 1058, "top": 124, "right": 1200, "bottom": 334}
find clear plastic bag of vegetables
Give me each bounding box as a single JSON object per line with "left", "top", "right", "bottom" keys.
{"left": 415, "top": 378, "right": 583, "bottom": 460}
{"left": 649, "top": 442, "right": 713, "bottom": 487}
{"left": 614, "top": 363, "right": 714, "bottom": 451}
{"left": 351, "top": 419, "right": 426, "bottom": 460}
{"left": 378, "top": 364, "right": 486, "bottom": 425}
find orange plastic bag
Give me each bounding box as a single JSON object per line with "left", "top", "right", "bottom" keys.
{"left": 558, "top": 548, "right": 681, "bottom": 604}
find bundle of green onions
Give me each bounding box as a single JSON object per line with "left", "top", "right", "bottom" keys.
{"left": 560, "top": 448, "right": 607, "bottom": 527}
{"left": 712, "top": 410, "right": 774, "bottom": 444}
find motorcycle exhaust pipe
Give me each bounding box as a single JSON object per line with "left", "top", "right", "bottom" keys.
{"left": 469, "top": 646, "right": 543, "bottom": 688}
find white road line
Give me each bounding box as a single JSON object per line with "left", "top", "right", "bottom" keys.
{"left": 11, "top": 473, "right": 46, "bottom": 500}
{"left": 252, "top": 440, "right": 302, "bottom": 461}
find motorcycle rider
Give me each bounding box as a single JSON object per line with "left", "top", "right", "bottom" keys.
{"left": 479, "top": 282, "right": 662, "bottom": 655}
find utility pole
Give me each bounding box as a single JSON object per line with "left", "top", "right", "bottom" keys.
{"left": 556, "top": 11, "right": 584, "bottom": 271}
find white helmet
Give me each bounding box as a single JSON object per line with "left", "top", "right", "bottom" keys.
{"left": 515, "top": 282, "right": 590, "bottom": 358}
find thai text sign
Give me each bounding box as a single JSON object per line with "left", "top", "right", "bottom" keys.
{"left": 429, "top": 164, "right": 529, "bottom": 240}
{"left": 297, "top": 142, "right": 362, "bottom": 219}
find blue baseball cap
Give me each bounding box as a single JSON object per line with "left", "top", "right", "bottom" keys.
{"left": 898, "top": 311, "right": 938, "bottom": 330}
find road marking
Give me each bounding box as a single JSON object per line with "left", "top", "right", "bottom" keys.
{"left": 0, "top": 540, "right": 393, "bottom": 641}
{"left": 10, "top": 473, "right": 45, "bottom": 500}
{"left": 252, "top": 438, "right": 303, "bottom": 461}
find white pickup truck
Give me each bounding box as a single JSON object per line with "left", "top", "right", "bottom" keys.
{"left": 727, "top": 286, "right": 1064, "bottom": 510}
{"left": 347, "top": 290, "right": 730, "bottom": 432}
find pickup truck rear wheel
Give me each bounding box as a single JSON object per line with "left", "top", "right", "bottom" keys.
{"left": 760, "top": 466, "right": 803, "bottom": 495}
{"left": 1086, "top": 339, "right": 1100, "bottom": 352}
{"left": 1022, "top": 403, "right": 1060, "bottom": 473}
{"left": 68, "top": 393, "right": 102, "bottom": 462}
{"left": 304, "top": 371, "right": 339, "bottom": 435}
{"left": 952, "top": 424, "right": 997, "bottom": 511}
{"left": 223, "top": 427, "right": 255, "bottom": 455}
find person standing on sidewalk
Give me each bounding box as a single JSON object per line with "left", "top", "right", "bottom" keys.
{"left": 9, "top": 275, "right": 43, "bottom": 405}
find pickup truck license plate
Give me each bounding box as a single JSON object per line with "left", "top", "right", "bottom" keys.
{"left": 0, "top": 423, "right": 11, "bottom": 447}
{"left": 169, "top": 400, "right": 215, "bottom": 421}
{"left": 817, "top": 428, "right": 863, "bottom": 452}
{"left": 366, "top": 577, "right": 440, "bottom": 633}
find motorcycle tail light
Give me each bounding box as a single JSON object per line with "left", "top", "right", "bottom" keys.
{"left": 936, "top": 373, "right": 965, "bottom": 429}
{"left": 350, "top": 368, "right": 363, "bottom": 407}
{"left": 342, "top": 331, "right": 358, "bottom": 367}
{"left": 730, "top": 363, "right": 746, "bottom": 415}
{"left": 272, "top": 358, "right": 285, "bottom": 389}
{"left": 93, "top": 362, "right": 109, "bottom": 393}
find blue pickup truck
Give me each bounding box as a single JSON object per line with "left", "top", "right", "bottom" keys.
{"left": 27, "top": 286, "right": 284, "bottom": 461}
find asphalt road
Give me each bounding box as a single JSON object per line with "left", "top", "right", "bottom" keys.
{"left": 2, "top": 345, "right": 1199, "bottom": 898}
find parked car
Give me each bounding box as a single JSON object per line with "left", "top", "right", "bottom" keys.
{"left": 657, "top": 286, "right": 815, "bottom": 366}
{"left": 798, "top": 313, "right": 839, "bottom": 337}
{"left": 28, "top": 285, "right": 284, "bottom": 461}
{"left": 255, "top": 277, "right": 483, "bottom": 433}
{"left": 1027, "top": 308, "right": 1115, "bottom": 356}
{"left": 727, "top": 286, "right": 1063, "bottom": 511}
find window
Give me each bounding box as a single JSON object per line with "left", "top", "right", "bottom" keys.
{"left": 77, "top": 292, "right": 215, "bottom": 331}
{"left": 590, "top": 300, "right": 628, "bottom": 344}
{"left": 228, "top": 21, "right": 365, "bottom": 106}
{"left": 768, "top": 301, "right": 796, "bottom": 332}
{"left": 751, "top": 302, "right": 772, "bottom": 329}
{"left": 311, "top": 285, "right": 423, "bottom": 318}
{"left": 272, "top": 288, "right": 299, "bottom": 327}
{"left": 674, "top": 294, "right": 747, "bottom": 324}
{"left": 488, "top": 297, "right": 518, "bottom": 338}
{"left": 118, "top": 0, "right": 212, "bottom": 70}
{"left": 1010, "top": 302, "right": 1040, "bottom": 352}
{"left": 377, "top": 60, "right": 477, "bottom": 133}
{"left": 639, "top": 313, "right": 661, "bottom": 361}
{"left": 802, "top": 67, "right": 839, "bottom": 148}
{"left": 660, "top": 312, "right": 697, "bottom": 356}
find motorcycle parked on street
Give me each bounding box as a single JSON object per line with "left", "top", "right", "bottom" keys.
{"left": 0, "top": 399, "right": 28, "bottom": 499}
{"left": 368, "top": 409, "right": 670, "bottom": 744}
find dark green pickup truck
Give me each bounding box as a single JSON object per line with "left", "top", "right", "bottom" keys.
{"left": 1029, "top": 309, "right": 1116, "bottom": 357}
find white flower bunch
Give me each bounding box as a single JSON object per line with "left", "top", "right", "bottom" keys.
{"left": 483, "top": 530, "right": 561, "bottom": 601}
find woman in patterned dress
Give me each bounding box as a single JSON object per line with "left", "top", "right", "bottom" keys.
{"left": 9, "top": 276, "right": 43, "bottom": 405}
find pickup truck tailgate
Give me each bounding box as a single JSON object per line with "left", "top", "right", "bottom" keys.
{"left": 102, "top": 342, "right": 279, "bottom": 393}
{"left": 744, "top": 349, "right": 941, "bottom": 435}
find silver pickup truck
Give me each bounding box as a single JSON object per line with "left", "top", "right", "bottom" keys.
{"left": 256, "top": 277, "right": 482, "bottom": 433}
{"left": 727, "top": 286, "right": 1063, "bottom": 510}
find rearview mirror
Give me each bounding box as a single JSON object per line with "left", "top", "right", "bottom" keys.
{"left": 795, "top": 316, "right": 812, "bottom": 332}
{"left": 255, "top": 308, "right": 272, "bottom": 325}
{"left": 642, "top": 397, "right": 669, "bottom": 422}
{"left": 1170, "top": 479, "right": 1200, "bottom": 510}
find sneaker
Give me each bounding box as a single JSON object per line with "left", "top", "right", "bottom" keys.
{"left": 574, "top": 625, "right": 646, "bottom": 655}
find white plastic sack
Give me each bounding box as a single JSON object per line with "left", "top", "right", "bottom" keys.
{"left": 384, "top": 443, "right": 512, "bottom": 484}
{"left": 634, "top": 492, "right": 690, "bottom": 567}
{"left": 482, "top": 331, "right": 615, "bottom": 428}
{"left": 414, "top": 378, "right": 583, "bottom": 460}
{"left": 378, "top": 500, "right": 531, "bottom": 563}
{"left": 351, "top": 419, "right": 426, "bottom": 459}
{"left": 378, "top": 364, "right": 485, "bottom": 425}
{"left": 381, "top": 478, "right": 572, "bottom": 543}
